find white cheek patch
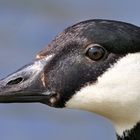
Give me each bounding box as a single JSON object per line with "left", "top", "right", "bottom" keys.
{"left": 66, "top": 52, "right": 140, "bottom": 135}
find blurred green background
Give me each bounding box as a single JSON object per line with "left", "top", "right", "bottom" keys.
{"left": 0, "top": 0, "right": 140, "bottom": 140}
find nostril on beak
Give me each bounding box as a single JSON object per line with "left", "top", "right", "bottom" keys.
{"left": 6, "top": 77, "right": 23, "bottom": 86}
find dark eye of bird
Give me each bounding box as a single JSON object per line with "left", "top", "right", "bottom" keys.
{"left": 86, "top": 44, "right": 106, "bottom": 61}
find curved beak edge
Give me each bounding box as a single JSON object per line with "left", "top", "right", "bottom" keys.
{"left": 0, "top": 60, "right": 50, "bottom": 104}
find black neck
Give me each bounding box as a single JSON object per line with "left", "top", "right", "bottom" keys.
{"left": 117, "top": 122, "right": 140, "bottom": 140}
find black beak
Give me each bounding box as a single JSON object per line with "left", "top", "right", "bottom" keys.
{"left": 0, "top": 55, "right": 53, "bottom": 104}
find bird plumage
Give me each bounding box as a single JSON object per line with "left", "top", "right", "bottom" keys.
{"left": 0, "top": 19, "right": 140, "bottom": 140}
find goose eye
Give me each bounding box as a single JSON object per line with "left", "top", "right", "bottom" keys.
{"left": 86, "top": 44, "right": 106, "bottom": 61}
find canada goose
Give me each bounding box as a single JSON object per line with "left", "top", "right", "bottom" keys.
{"left": 0, "top": 19, "right": 140, "bottom": 140}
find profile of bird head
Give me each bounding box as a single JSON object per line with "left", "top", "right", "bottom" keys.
{"left": 0, "top": 19, "right": 140, "bottom": 140}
